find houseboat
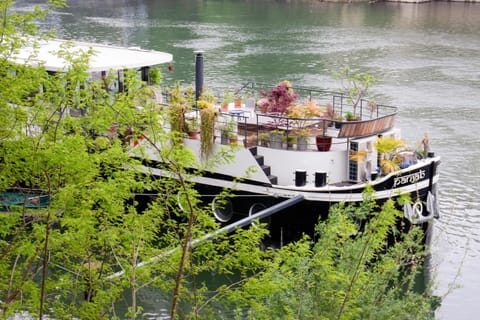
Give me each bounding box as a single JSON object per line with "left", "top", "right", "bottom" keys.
{"left": 157, "top": 78, "right": 441, "bottom": 245}
{"left": 11, "top": 39, "right": 440, "bottom": 245}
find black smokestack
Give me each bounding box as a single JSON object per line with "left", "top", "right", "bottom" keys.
{"left": 195, "top": 51, "right": 204, "bottom": 102}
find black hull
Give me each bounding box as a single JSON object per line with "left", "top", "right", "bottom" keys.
{"left": 193, "top": 182, "right": 435, "bottom": 246}
{"left": 139, "top": 157, "right": 440, "bottom": 246}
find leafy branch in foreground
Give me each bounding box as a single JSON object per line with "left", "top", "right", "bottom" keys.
{"left": 0, "top": 3, "right": 440, "bottom": 319}
{"left": 225, "top": 189, "right": 438, "bottom": 320}
{"left": 0, "top": 21, "right": 269, "bottom": 319}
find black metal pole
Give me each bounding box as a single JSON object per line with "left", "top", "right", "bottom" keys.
{"left": 195, "top": 51, "right": 204, "bottom": 102}
{"left": 141, "top": 66, "right": 149, "bottom": 84}
{"left": 107, "top": 194, "right": 304, "bottom": 279}
{"left": 192, "top": 194, "right": 304, "bottom": 244}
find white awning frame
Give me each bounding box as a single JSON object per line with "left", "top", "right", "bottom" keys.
{"left": 11, "top": 38, "right": 173, "bottom": 73}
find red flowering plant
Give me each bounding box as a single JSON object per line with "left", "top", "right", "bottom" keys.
{"left": 261, "top": 80, "right": 298, "bottom": 114}
{"left": 260, "top": 80, "right": 299, "bottom": 128}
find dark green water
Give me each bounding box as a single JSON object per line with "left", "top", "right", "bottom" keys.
{"left": 17, "top": 1, "right": 480, "bottom": 318}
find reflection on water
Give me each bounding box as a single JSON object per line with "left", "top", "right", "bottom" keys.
{"left": 15, "top": 1, "right": 480, "bottom": 318}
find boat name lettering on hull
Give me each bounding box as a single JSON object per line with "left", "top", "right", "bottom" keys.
{"left": 393, "top": 169, "right": 426, "bottom": 188}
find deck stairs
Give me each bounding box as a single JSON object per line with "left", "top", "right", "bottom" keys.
{"left": 249, "top": 147, "right": 278, "bottom": 185}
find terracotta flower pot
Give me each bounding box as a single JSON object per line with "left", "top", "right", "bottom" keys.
{"left": 234, "top": 98, "right": 242, "bottom": 109}
{"left": 188, "top": 131, "right": 200, "bottom": 140}
{"left": 346, "top": 117, "right": 361, "bottom": 122}
{"left": 229, "top": 136, "right": 238, "bottom": 145}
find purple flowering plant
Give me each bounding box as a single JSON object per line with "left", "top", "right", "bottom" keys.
{"left": 260, "top": 80, "right": 298, "bottom": 116}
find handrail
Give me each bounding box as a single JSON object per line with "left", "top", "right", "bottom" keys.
{"left": 337, "top": 113, "right": 397, "bottom": 138}
{"left": 237, "top": 81, "right": 398, "bottom": 118}
{"left": 231, "top": 81, "right": 398, "bottom": 140}
{"left": 174, "top": 82, "right": 399, "bottom": 149}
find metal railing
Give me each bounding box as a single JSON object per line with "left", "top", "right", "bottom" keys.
{"left": 236, "top": 81, "right": 398, "bottom": 121}
{"left": 164, "top": 82, "right": 399, "bottom": 149}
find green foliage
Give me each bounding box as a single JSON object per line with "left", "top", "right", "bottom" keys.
{"left": 0, "top": 6, "right": 267, "bottom": 318}
{"left": 345, "top": 111, "right": 355, "bottom": 120}
{"left": 222, "top": 190, "right": 437, "bottom": 320}
{"left": 374, "top": 136, "right": 407, "bottom": 174}
{"left": 335, "top": 65, "right": 378, "bottom": 117}
{"left": 0, "top": 3, "right": 437, "bottom": 319}
{"left": 148, "top": 67, "right": 162, "bottom": 85}
{"left": 167, "top": 81, "right": 191, "bottom": 142}
{"left": 199, "top": 107, "right": 218, "bottom": 158}
{"left": 220, "top": 116, "right": 237, "bottom": 139}
{"left": 222, "top": 90, "right": 235, "bottom": 105}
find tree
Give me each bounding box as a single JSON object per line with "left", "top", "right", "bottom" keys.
{"left": 0, "top": 3, "right": 270, "bottom": 319}
{"left": 0, "top": 3, "right": 438, "bottom": 319}
{"left": 222, "top": 189, "right": 438, "bottom": 319}
{"left": 335, "top": 65, "right": 378, "bottom": 118}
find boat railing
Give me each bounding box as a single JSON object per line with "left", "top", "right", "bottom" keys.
{"left": 335, "top": 113, "right": 397, "bottom": 138}
{"left": 232, "top": 81, "right": 398, "bottom": 139}
{"left": 235, "top": 81, "right": 397, "bottom": 122}
{"left": 221, "top": 111, "right": 346, "bottom": 151}
{"left": 166, "top": 82, "right": 398, "bottom": 150}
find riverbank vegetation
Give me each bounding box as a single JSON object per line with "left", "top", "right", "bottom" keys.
{"left": 0, "top": 1, "right": 439, "bottom": 319}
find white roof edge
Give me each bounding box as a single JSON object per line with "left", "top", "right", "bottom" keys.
{"left": 11, "top": 38, "right": 173, "bottom": 72}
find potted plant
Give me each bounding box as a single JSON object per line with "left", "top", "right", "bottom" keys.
{"left": 167, "top": 81, "right": 189, "bottom": 133}
{"left": 293, "top": 128, "right": 310, "bottom": 151}
{"left": 220, "top": 117, "right": 237, "bottom": 145}
{"left": 312, "top": 126, "right": 332, "bottom": 152}
{"left": 258, "top": 81, "right": 299, "bottom": 145}
{"left": 183, "top": 86, "right": 196, "bottom": 107}
{"left": 258, "top": 132, "right": 270, "bottom": 147}
{"left": 316, "top": 133, "right": 332, "bottom": 152}
{"left": 269, "top": 129, "right": 284, "bottom": 149}
{"left": 345, "top": 111, "right": 360, "bottom": 122}
{"left": 200, "top": 106, "right": 218, "bottom": 157}
{"left": 297, "top": 136, "right": 308, "bottom": 151}
{"left": 199, "top": 92, "right": 217, "bottom": 105}
{"left": 374, "top": 136, "right": 407, "bottom": 175}
{"left": 196, "top": 99, "right": 212, "bottom": 110}
{"left": 256, "top": 98, "right": 270, "bottom": 113}
{"left": 186, "top": 117, "right": 200, "bottom": 139}
{"left": 169, "top": 102, "right": 187, "bottom": 133}
{"left": 228, "top": 133, "right": 239, "bottom": 145}
{"left": 286, "top": 98, "right": 323, "bottom": 130}
{"left": 333, "top": 114, "right": 343, "bottom": 129}
{"left": 167, "top": 82, "right": 196, "bottom": 108}
{"left": 285, "top": 98, "right": 322, "bottom": 151}
{"left": 244, "top": 134, "right": 257, "bottom": 148}
{"left": 324, "top": 102, "right": 336, "bottom": 127}
{"left": 335, "top": 65, "right": 378, "bottom": 119}
{"left": 234, "top": 93, "right": 243, "bottom": 109}
{"left": 221, "top": 90, "right": 235, "bottom": 112}
{"left": 283, "top": 135, "right": 297, "bottom": 150}
{"left": 261, "top": 80, "right": 298, "bottom": 116}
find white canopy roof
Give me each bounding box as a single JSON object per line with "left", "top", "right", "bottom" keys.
{"left": 11, "top": 38, "right": 173, "bottom": 72}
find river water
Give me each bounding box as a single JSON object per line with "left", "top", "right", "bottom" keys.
{"left": 17, "top": 0, "right": 480, "bottom": 318}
